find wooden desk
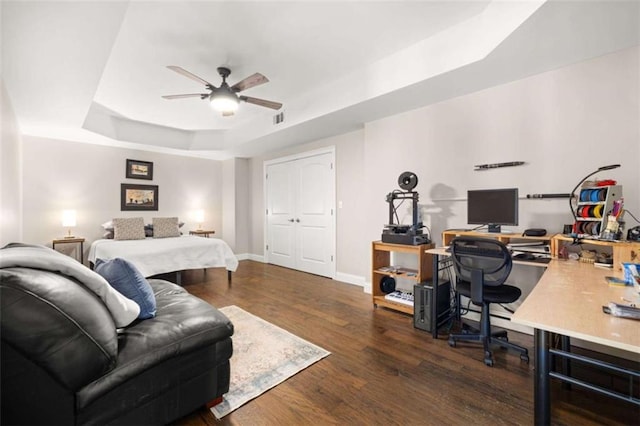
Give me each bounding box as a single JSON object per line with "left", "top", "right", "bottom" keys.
{"left": 441, "top": 229, "right": 556, "bottom": 247}
{"left": 426, "top": 246, "right": 549, "bottom": 338}
{"left": 551, "top": 234, "right": 640, "bottom": 272}
{"left": 511, "top": 260, "right": 640, "bottom": 424}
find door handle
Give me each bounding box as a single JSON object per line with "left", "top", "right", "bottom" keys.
{"left": 288, "top": 218, "right": 295, "bottom": 222}
{"left": 295, "top": 218, "right": 300, "bottom": 223}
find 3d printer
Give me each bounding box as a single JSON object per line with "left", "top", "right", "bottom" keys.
{"left": 381, "top": 171, "right": 430, "bottom": 245}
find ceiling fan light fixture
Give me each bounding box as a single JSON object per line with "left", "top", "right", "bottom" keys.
{"left": 210, "top": 92, "right": 239, "bottom": 113}
{"left": 165, "top": 65, "right": 281, "bottom": 114}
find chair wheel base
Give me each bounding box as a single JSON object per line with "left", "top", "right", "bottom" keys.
{"left": 448, "top": 339, "right": 456, "bottom": 348}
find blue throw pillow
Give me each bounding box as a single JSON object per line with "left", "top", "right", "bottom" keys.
{"left": 94, "top": 258, "right": 157, "bottom": 320}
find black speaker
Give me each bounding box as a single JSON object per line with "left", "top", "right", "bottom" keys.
{"left": 413, "top": 280, "right": 451, "bottom": 333}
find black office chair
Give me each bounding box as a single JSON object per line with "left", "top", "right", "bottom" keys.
{"left": 448, "top": 237, "right": 529, "bottom": 366}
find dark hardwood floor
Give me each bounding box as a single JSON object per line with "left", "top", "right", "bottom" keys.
{"left": 173, "top": 261, "right": 639, "bottom": 426}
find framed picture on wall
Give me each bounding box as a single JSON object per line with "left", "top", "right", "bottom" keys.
{"left": 126, "top": 159, "right": 153, "bottom": 180}
{"left": 121, "top": 184, "right": 159, "bottom": 211}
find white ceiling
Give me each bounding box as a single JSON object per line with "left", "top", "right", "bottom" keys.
{"left": 2, "top": 1, "right": 639, "bottom": 159}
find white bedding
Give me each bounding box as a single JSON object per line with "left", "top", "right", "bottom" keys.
{"left": 88, "top": 236, "right": 238, "bottom": 277}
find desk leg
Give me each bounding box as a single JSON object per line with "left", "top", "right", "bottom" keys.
{"left": 431, "top": 253, "right": 439, "bottom": 339}
{"left": 561, "top": 335, "right": 571, "bottom": 390}
{"left": 534, "top": 328, "right": 551, "bottom": 426}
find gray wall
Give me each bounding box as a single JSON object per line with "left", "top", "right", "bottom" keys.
{"left": 21, "top": 136, "right": 225, "bottom": 257}
{"left": 9, "top": 45, "right": 640, "bottom": 287}
{"left": 250, "top": 45, "right": 640, "bottom": 287}
{"left": 1, "top": 79, "right": 23, "bottom": 246}
{"left": 222, "top": 157, "right": 250, "bottom": 254}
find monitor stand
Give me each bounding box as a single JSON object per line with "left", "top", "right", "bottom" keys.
{"left": 488, "top": 224, "right": 502, "bottom": 233}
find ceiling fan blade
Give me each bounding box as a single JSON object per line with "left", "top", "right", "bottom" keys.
{"left": 166, "top": 65, "right": 214, "bottom": 88}
{"left": 240, "top": 95, "right": 282, "bottom": 110}
{"left": 231, "top": 73, "right": 269, "bottom": 92}
{"left": 161, "top": 93, "right": 208, "bottom": 100}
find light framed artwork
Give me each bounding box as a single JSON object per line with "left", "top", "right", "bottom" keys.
{"left": 126, "top": 159, "right": 154, "bottom": 180}
{"left": 121, "top": 184, "right": 159, "bottom": 211}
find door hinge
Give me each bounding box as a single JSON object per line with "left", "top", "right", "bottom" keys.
{"left": 330, "top": 162, "right": 333, "bottom": 170}
{"left": 266, "top": 209, "right": 268, "bottom": 215}
{"left": 331, "top": 255, "right": 334, "bottom": 262}
{"left": 266, "top": 244, "right": 269, "bottom": 251}
{"left": 331, "top": 208, "right": 334, "bottom": 215}
{"left": 266, "top": 173, "right": 268, "bottom": 179}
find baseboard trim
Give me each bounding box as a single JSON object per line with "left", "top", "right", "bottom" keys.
{"left": 247, "top": 253, "right": 265, "bottom": 263}
{"left": 335, "top": 272, "right": 365, "bottom": 288}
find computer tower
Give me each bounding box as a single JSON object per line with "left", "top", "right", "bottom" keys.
{"left": 413, "top": 280, "right": 451, "bottom": 333}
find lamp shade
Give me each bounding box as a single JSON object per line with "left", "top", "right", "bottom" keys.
{"left": 194, "top": 209, "right": 205, "bottom": 223}
{"left": 62, "top": 210, "right": 77, "bottom": 227}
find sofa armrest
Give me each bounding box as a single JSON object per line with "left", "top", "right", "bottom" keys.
{"left": 1, "top": 268, "right": 118, "bottom": 390}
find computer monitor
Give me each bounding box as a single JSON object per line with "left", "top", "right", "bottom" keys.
{"left": 467, "top": 188, "right": 519, "bottom": 233}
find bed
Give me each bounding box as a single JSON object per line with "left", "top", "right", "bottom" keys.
{"left": 88, "top": 235, "right": 238, "bottom": 284}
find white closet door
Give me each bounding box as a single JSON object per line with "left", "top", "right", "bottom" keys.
{"left": 266, "top": 161, "right": 296, "bottom": 269}
{"left": 295, "top": 153, "right": 334, "bottom": 277}
{"left": 265, "top": 150, "right": 335, "bottom": 278}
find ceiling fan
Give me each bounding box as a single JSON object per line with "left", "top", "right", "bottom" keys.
{"left": 162, "top": 65, "right": 282, "bottom": 116}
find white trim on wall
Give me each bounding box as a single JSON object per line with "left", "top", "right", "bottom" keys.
{"left": 335, "top": 272, "right": 366, "bottom": 288}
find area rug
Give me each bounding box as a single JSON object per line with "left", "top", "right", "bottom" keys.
{"left": 211, "top": 305, "right": 331, "bottom": 419}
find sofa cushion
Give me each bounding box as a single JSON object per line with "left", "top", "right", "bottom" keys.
{"left": 76, "top": 279, "right": 233, "bottom": 409}
{"left": 0, "top": 268, "right": 118, "bottom": 390}
{"left": 95, "top": 258, "right": 157, "bottom": 320}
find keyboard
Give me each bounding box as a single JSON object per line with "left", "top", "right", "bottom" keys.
{"left": 384, "top": 291, "right": 414, "bottom": 306}
{"left": 453, "top": 245, "right": 504, "bottom": 258}
{"left": 513, "top": 253, "right": 551, "bottom": 264}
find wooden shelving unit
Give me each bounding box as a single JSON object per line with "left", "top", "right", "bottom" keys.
{"left": 441, "top": 230, "right": 555, "bottom": 247}
{"left": 552, "top": 234, "right": 640, "bottom": 272}
{"left": 371, "top": 241, "right": 434, "bottom": 315}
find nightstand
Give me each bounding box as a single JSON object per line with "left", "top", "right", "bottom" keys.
{"left": 52, "top": 237, "right": 85, "bottom": 263}
{"left": 189, "top": 230, "right": 215, "bottom": 238}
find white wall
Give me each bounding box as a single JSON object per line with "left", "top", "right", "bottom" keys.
{"left": 221, "top": 157, "right": 251, "bottom": 256}
{"left": 364, "top": 46, "right": 639, "bottom": 243}
{"left": 234, "top": 158, "right": 251, "bottom": 255}
{"left": 249, "top": 45, "right": 640, "bottom": 288}
{"left": 222, "top": 159, "right": 236, "bottom": 250}
{"left": 21, "top": 136, "right": 223, "bottom": 259}
{"left": 0, "top": 79, "right": 23, "bottom": 246}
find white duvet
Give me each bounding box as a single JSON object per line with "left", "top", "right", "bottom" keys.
{"left": 88, "top": 235, "right": 238, "bottom": 277}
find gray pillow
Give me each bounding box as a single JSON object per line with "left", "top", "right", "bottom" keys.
{"left": 152, "top": 217, "right": 180, "bottom": 238}
{"left": 113, "top": 217, "right": 146, "bottom": 240}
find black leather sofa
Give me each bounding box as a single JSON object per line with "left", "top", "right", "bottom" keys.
{"left": 1, "top": 244, "right": 233, "bottom": 425}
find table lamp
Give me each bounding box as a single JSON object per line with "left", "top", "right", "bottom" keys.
{"left": 62, "top": 209, "right": 76, "bottom": 239}
{"left": 194, "top": 209, "right": 205, "bottom": 231}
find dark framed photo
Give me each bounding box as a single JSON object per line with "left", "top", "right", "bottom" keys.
{"left": 121, "top": 184, "right": 159, "bottom": 211}
{"left": 126, "top": 159, "right": 153, "bottom": 180}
